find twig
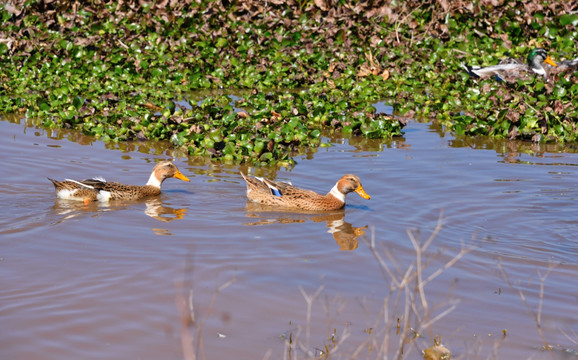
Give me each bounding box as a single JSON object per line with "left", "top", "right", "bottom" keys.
{"left": 299, "top": 284, "right": 325, "bottom": 355}
{"left": 175, "top": 281, "right": 196, "bottom": 360}
{"left": 498, "top": 260, "right": 557, "bottom": 360}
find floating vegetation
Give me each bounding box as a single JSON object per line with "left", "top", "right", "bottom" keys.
{"left": 0, "top": 1, "right": 576, "bottom": 165}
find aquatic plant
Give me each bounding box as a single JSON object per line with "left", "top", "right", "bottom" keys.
{"left": 0, "top": 0, "right": 576, "bottom": 165}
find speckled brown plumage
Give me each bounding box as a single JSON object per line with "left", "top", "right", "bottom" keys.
{"left": 240, "top": 172, "right": 370, "bottom": 211}
{"left": 49, "top": 161, "right": 190, "bottom": 203}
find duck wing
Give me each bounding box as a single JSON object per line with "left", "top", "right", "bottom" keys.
{"left": 462, "top": 63, "right": 527, "bottom": 79}
{"left": 261, "top": 178, "right": 318, "bottom": 199}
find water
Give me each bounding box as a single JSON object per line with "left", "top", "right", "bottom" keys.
{"left": 1, "top": 115, "right": 577, "bottom": 360}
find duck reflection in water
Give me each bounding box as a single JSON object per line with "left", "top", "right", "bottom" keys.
{"left": 243, "top": 202, "right": 367, "bottom": 251}
{"left": 51, "top": 197, "right": 187, "bottom": 223}
{"left": 143, "top": 198, "right": 187, "bottom": 222}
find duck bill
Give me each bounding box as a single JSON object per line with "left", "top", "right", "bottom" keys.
{"left": 173, "top": 170, "right": 190, "bottom": 182}
{"left": 544, "top": 56, "right": 557, "bottom": 67}
{"left": 355, "top": 186, "right": 371, "bottom": 200}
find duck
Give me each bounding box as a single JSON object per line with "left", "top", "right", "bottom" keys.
{"left": 462, "top": 48, "right": 558, "bottom": 83}
{"left": 240, "top": 172, "right": 370, "bottom": 211}
{"left": 49, "top": 161, "right": 190, "bottom": 203}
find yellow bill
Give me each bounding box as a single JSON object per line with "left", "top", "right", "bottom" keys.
{"left": 544, "top": 55, "right": 557, "bottom": 67}
{"left": 355, "top": 185, "right": 371, "bottom": 200}
{"left": 173, "top": 170, "right": 190, "bottom": 182}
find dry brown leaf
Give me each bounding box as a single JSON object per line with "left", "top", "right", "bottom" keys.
{"left": 357, "top": 65, "right": 371, "bottom": 77}
{"left": 271, "top": 110, "right": 282, "bottom": 121}
{"left": 314, "top": 0, "right": 329, "bottom": 11}
{"left": 140, "top": 103, "right": 163, "bottom": 111}
{"left": 381, "top": 69, "right": 390, "bottom": 81}
{"left": 4, "top": 2, "right": 22, "bottom": 16}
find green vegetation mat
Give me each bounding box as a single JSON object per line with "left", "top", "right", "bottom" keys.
{"left": 1, "top": 0, "right": 576, "bottom": 166}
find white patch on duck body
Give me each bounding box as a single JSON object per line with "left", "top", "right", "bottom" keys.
{"left": 56, "top": 188, "right": 82, "bottom": 200}
{"left": 329, "top": 183, "right": 346, "bottom": 203}
{"left": 96, "top": 190, "right": 112, "bottom": 202}
{"left": 532, "top": 66, "right": 546, "bottom": 76}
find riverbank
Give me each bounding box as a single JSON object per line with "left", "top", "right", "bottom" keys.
{"left": 1, "top": 0, "right": 576, "bottom": 165}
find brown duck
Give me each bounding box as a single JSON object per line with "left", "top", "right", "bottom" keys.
{"left": 49, "top": 161, "right": 190, "bottom": 203}
{"left": 240, "top": 172, "right": 371, "bottom": 211}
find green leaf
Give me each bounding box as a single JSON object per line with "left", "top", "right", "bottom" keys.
{"left": 559, "top": 14, "right": 578, "bottom": 26}
{"left": 215, "top": 37, "right": 228, "bottom": 48}
{"left": 73, "top": 96, "right": 84, "bottom": 109}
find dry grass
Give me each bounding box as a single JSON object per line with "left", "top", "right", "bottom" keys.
{"left": 498, "top": 261, "right": 558, "bottom": 360}
{"left": 280, "top": 212, "right": 478, "bottom": 359}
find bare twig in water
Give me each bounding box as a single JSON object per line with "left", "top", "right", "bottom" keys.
{"left": 175, "top": 282, "right": 196, "bottom": 360}
{"left": 298, "top": 284, "right": 325, "bottom": 355}
{"left": 288, "top": 211, "right": 477, "bottom": 359}
{"left": 498, "top": 260, "right": 557, "bottom": 360}
{"left": 360, "top": 211, "right": 477, "bottom": 359}
{"left": 175, "top": 253, "right": 236, "bottom": 360}
{"left": 560, "top": 328, "right": 578, "bottom": 346}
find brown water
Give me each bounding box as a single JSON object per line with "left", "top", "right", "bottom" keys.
{"left": 1, "top": 114, "right": 577, "bottom": 360}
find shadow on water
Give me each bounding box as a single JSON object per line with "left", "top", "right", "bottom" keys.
{"left": 243, "top": 203, "right": 368, "bottom": 251}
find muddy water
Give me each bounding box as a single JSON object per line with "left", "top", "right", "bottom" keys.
{"left": 1, "top": 115, "right": 577, "bottom": 360}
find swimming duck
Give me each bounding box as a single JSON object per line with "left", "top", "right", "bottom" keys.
{"left": 240, "top": 172, "right": 370, "bottom": 211}
{"left": 49, "top": 161, "right": 190, "bottom": 203}
{"left": 462, "top": 48, "right": 558, "bottom": 83}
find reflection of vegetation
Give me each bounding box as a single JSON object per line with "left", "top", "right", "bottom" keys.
{"left": 449, "top": 129, "right": 578, "bottom": 164}
{"left": 2, "top": 1, "right": 575, "bottom": 166}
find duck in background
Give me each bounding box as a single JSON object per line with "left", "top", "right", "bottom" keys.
{"left": 462, "top": 48, "right": 557, "bottom": 83}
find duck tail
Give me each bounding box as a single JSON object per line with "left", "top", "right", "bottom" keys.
{"left": 239, "top": 171, "right": 249, "bottom": 182}
{"left": 461, "top": 63, "right": 480, "bottom": 78}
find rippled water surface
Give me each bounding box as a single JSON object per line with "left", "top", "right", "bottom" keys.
{"left": 1, "top": 115, "right": 577, "bottom": 360}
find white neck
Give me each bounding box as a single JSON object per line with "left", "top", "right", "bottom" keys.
{"left": 146, "top": 172, "right": 162, "bottom": 188}
{"left": 329, "top": 184, "right": 345, "bottom": 203}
